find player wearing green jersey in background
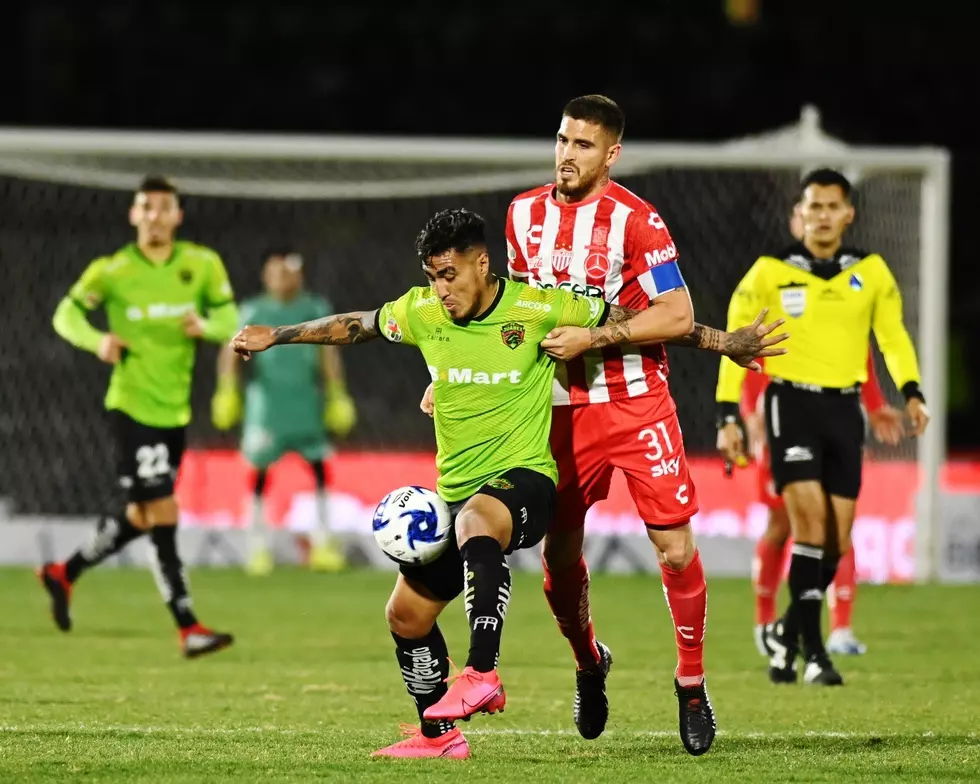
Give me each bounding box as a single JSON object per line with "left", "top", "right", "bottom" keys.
{"left": 40, "top": 176, "right": 238, "bottom": 659}
{"left": 232, "top": 208, "right": 784, "bottom": 759}
{"left": 211, "top": 248, "right": 356, "bottom": 575}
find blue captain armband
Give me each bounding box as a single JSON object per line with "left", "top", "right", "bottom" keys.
{"left": 646, "top": 261, "right": 685, "bottom": 298}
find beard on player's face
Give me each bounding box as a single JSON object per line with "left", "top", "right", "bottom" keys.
{"left": 555, "top": 162, "right": 605, "bottom": 201}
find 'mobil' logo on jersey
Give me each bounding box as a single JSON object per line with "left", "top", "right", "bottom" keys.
{"left": 427, "top": 365, "right": 523, "bottom": 385}
{"left": 500, "top": 322, "right": 526, "bottom": 350}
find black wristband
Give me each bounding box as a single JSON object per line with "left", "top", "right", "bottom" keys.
{"left": 901, "top": 381, "right": 925, "bottom": 405}
{"left": 716, "top": 402, "right": 744, "bottom": 431}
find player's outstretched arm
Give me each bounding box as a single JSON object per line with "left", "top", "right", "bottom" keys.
{"left": 541, "top": 299, "right": 787, "bottom": 370}
{"left": 231, "top": 310, "right": 379, "bottom": 358}
{"left": 669, "top": 312, "right": 788, "bottom": 371}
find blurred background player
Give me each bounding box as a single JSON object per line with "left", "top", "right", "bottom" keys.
{"left": 211, "top": 249, "right": 356, "bottom": 575}
{"left": 744, "top": 355, "right": 902, "bottom": 656}
{"left": 716, "top": 169, "right": 929, "bottom": 686}
{"left": 41, "top": 175, "right": 238, "bottom": 658}
{"left": 745, "top": 208, "right": 905, "bottom": 657}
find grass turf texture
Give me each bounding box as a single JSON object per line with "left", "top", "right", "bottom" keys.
{"left": 1, "top": 567, "right": 978, "bottom": 782}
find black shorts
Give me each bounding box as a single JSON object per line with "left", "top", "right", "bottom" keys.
{"left": 764, "top": 382, "right": 865, "bottom": 499}
{"left": 399, "top": 467, "right": 556, "bottom": 602}
{"left": 111, "top": 410, "right": 187, "bottom": 503}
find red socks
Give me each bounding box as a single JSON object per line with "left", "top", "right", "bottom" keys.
{"left": 752, "top": 538, "right": 786, "bottom": 625}
{"left": 829, "top": 547, "right": 856, "bottom": 630}
{"left": 543, "top": 555, "right": 601, "bottom": 669}
{"left": 661, "top": 549, "right": 707, "bottom": 681}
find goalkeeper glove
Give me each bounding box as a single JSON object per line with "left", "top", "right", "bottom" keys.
{"left": 211, "top": 376, "right": 243, "bottom": 431}
{"left": 324, "top": 380, "right": 357, "bottom": 437}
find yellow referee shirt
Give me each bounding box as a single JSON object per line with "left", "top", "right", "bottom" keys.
{"left": 716, "top": 244, "right": 921, "bottom": 403}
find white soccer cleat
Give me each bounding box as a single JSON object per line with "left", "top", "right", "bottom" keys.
{"left": 826, "top": 628, "right": 867, "bottom": 656}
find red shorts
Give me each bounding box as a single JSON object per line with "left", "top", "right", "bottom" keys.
{"left": 757, "top": 445, "right": 784, "bottom": 509}
{"left": 549, "top": 394, "right": 699, "bottom": 532}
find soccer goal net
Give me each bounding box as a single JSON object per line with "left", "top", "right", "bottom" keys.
{"left": 0, "top": 108, "right": 950, "bottom": 581}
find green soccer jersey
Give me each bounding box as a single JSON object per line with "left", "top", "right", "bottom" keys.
{"left": 377, "top": 279, "right": 607, "bottom": 502}
{"left": 66, "top": 242, "right": 237, "bottom": 428}
{"left": 239, "top": 292, "right": 331, "bottom": 433}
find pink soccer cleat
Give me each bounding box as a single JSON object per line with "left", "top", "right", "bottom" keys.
{"left": 423, "top": 666, "right": 506, "bottom": 722}
{"left": 371, "top": 724, "right": 470, "bottom": 759}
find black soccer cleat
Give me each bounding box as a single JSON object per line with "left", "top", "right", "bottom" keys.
{"left": 763, "top": 621, "right": 799, "bottom": 684}
{"left": 181, "top": 625, "right": 235, "bottom": 659}
{"left": 675, "top": 677, "right": 717, "bottom": 756}
{"left": 574, "top": 641, "right": 614, "bottom": 740}
{"left": 803, "top": 653, "right": 844, "bottom": 686}
{"left": 37, "top": 562, "right": 72, "bottom": 632}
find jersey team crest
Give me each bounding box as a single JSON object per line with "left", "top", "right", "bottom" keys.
{"left": 500, "top": 322, "right": 525, "bottom": 350}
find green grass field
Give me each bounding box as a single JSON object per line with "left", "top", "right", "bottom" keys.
{"left": 1, "top": 567, "right": 978, "bottom": 782}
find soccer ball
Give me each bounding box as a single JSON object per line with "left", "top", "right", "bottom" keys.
{"left": 372, "top": 485, "right": 453, "bottom": 566}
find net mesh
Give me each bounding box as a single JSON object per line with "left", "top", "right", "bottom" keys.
{"left": 0, "top": 157, "right": 922, "bottom": 514}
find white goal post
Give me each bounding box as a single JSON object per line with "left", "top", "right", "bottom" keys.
{"left": 0, "top": 106, "right": 950, "bottom": 582}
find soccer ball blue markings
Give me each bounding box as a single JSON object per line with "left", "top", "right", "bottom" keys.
{"left": 372, "top": 485, "right": 452, "bottom": 566}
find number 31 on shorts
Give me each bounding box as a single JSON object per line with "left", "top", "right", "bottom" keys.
{"left": 638, "top": 422, "right": 690, "bottom": 504}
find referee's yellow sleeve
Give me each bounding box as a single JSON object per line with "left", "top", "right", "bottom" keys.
{"left": 871, "top": 258, "right": 921, "bottom": 388}
{"left": 716, "top": 262, "right": 764, "bottom": 404}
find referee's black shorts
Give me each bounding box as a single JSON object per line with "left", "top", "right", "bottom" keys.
{"left": 763, "top": 381, "right": 866, "bottom": 499}
{"left": 399, "top": 467, "right": 556, "bottom": 602}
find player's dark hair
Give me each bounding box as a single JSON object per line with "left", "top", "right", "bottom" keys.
{"left": 136, "top": 175, "right": 179, "bottom": 199}
{"left": 800, "top": 168, "right": 853, "bottom": 201}
{"left": 262, "top": 246, "right": 301, "bottom": 263}
{"left": 562, "top": 95, "right": 625, "bottom": 142}
{"left": 415, "top": 208, "right": 487, "bottom": 261}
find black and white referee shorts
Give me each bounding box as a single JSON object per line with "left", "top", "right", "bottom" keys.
{"left": 764, "top": 380, "right": 866, "bottom": 500}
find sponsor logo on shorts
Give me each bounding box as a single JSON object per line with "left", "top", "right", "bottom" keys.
{"left": 783, "top": 446, "right": 813, "bottom": 462}
{"left": 650, "top": 457, "right": 681, "bottom": 478}
{"left": 487, "top": 477, "right": 515, "bottom": 490}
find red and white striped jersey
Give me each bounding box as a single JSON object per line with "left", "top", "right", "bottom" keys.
{"left": 506, "top": 180, "right": 686, "bottom": 409}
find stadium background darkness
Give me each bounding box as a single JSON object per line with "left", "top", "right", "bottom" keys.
{"left": 1, "top": 0, "right": 976, "bottom": 514}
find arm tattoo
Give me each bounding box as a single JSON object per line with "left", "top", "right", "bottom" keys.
{"left": 669, "top": 323, "right": 726, "bottom": 353}
{"left": 272, "top": 311, "right": 379, "bottom": 346}
{"left": 587, "top": 304, "right": 639, "bottom": 349}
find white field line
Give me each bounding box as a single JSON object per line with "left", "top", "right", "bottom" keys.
{"left": 0, "top": 724, "right": 959, "bottom": 740}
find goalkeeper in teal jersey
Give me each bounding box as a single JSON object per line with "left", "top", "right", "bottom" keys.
{"left": 211, "top": 249, "right": 357, "bottom": 576}
{"left": 232, "top": 208, "right": 782, "bottom": 757}
{"left": 39, "top": 176, "right": 239, "bottom": 659}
